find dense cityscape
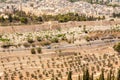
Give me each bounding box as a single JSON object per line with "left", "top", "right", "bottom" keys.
{"left": 0, "top": 0, "right": 120, "bottom": 16}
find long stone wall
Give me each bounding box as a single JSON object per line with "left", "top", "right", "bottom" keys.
{"left": 0, "top": 20, "right": 120, "bottom": 34}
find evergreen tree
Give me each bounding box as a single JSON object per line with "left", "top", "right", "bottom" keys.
{"left": 8, "top": 14, "right": 13, "bottom": 22}
{"left": 86, "top": 69, "right": 90, "bottom": 80}
{"left": 67, "top": 71, "right": 72, "bottom": 80}
{"left": 90, "top": 73, "right": 94, "bottom": 80}
{"left": 55, "top": 77, "right": 59, "bottom": 80}
{"left": 112, "top": 73, "right": 115, "bottom": 80}
{"left": 107, "top": 73, "right": 110, "bottom": 80}
{"left": 109, "top": 70, "right": 112, "bottom": 80}
{"left": 117, "top": 69, "right": 120, "bottom": 80}
{"left": 83, "top": 69, "right": 90, "bottom": 80}
{"left": 51, "top": 77, "right": 54, "bottom": 80}
{"left": 99, "top": 69, "right": 105, "bottom": 80}
{"left": 83, "top": 69, "right": 86, "bottom": 80}
{"left": 78, "top": 74, "right": 81, "bottom": 80}
{"left": 107, "top": 70, "right": 112, "bottom": 80}
{"left": 0, "top": 16, "right": 5, "bottom": 22}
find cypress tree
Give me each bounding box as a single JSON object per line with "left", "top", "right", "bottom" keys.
{"left": 109, "top": 70, "right": 112, "bottom": 80}
{"left": 107, "top": 73, "right": 110, "bottom": 80}
{"left": 56, "top": 77, "right": 59, "bottom": 80}
{"left": 112, "top": 73, "right": 115, "bottom": 80}
{"left": 83, "top": 69, "right": 86, "bottom": 80}
{"left": 83, "top": 69, "right": 90, "bottom": 80}
{"left": 99, "top": 69, "right": 105, "bottom": 80}
{"left": 67, "top": 71, "right": 72, "bottom": 80}
{"left": 86, "top": 69, "right": 90, "bottom": 80}
{"left": 90, "top": 73, "right": 94, "bottom": 80}
{"left": 107, "top": 70, "right": 112, "bottom": 80}
{"left": 51, "top": 77, "right": 54, "bottom": 80}
{"left": 117, "top": 69, "right": 120, "bottom": 80}
{"left": 8, "top": 14, "right": 13, "bottom": 22}
{"left": 78, "top": 74, "right": 81, "bottom": 80}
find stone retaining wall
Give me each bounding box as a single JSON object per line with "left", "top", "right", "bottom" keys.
{"left": 0, "top": 20, "right": 120, "bottom": 34}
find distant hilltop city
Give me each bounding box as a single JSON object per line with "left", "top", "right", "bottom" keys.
{"left": 0, "top": 0, "right": 120, "bottom": 18}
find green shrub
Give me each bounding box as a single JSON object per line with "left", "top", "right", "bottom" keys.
{"left": 20, "top": 17, "right": 28, "bottom": 24}
{"left": 1, "top": 42, "right": 13, "bottom": 48}
{"left": 51, "top": 38, "right": 59, "bottom": 43}
{"left": 32, "top": 44, "right": 35, "bottom": 47}
{"left": 85, "top": 36, "right": 91, "bottom": 42}
{"left": 0, "top": 38, "right": 10, "bottom": 42}
{"left": 31, "top": 48, "right": 36, "bottom": 54}
{"left": 37, "top": 37, "right": 42, "bottom": 42}
{"left": 113, "top": 42, "right": 120, "bottom": 53}
{"left": 23, "top": 43, "right": 30, "bottom": 48}
{"left": 1, "top": 44, "right": 11, "bottom": 48}
{"left": 37, "top": 47, "right": 42, "bottom": 53}
{"left": 27, "top": 38, "right": 34, "bottom": 44}
{"left": 41, "top": 41, "right": 51, "bottom": 46}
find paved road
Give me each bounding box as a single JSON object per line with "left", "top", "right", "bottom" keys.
{"left": 0, "top": 39, "right": 119, "bottom": 52}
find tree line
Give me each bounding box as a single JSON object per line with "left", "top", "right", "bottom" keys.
{"left": 0, "top": 11, "right": 105, "bottom": 25}
{"left": 66, "top": 68, "right": 120, "bottom": 80}
{"left": 113, "top": 13, "right": 120, "bottom": 18}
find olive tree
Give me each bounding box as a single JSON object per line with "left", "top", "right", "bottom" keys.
{"left": 113, "top": 42, "right": 120, "bottom": 54}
